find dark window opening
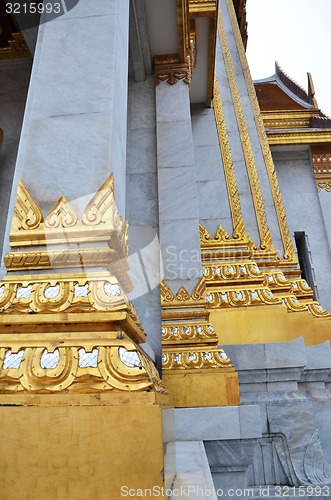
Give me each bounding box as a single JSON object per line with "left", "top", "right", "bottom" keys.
{"left": 294, "top": 232, "right": 316, "bottom": 299}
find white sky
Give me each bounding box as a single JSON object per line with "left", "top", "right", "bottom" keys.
{"left": 246, "top": 0, "right": 331, "bottom": 116}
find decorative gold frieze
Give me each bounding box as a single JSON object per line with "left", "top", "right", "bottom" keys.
{"left": 162, "top": 346, "right": 232, "bottom": 371}
{"left": 311, "top": 149, "right": 331, "bottom": 192}
{"left": 217, "top": 7, "right": 276, "bottom": 257}
{"left": 225, "top": 0, "right": 297, "bottom": 263}
{"left": 0, "top": 273, "right": 145, "bottom": 342}
{"left": 0, "top": 332, "right": 166, "bottom": 394}
{"left": 261, "top": 111, "right": 315, "bottom": 130}
{"left": 189, "top": 0, "right": 217, "bottom": 15}
{"left": 202, "top": 255, "right": 330, "bottom": 320}
{"left": 203, "top": 261, "right": 263, "bottom": 282}
{"left": 162, "top": 322, "right": 217, "bottom": 344}
{"left": 0, "top": 32, "right": 30, "bottom": 60}
{"left": 267, "top": 130, "right": 331, "bottom": 146}
{"left": 316, "top": 181, "right": 331, "bottom": 193}
{"left": 4, "top": 248, "right": 115, "bottom": 271}
{"left": 6, "top": 176, "right": 132, "bottom": 290}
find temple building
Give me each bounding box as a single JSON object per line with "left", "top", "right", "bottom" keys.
{"left": 0, "top": 0, "right": 331, "bottom": 498}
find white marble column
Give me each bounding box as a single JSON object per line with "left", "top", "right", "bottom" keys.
{"left": 2, "top": 0, "right": 130, "bottom": 262}
{"left": 156, "top": 80, "right": 202, "bottom": 293}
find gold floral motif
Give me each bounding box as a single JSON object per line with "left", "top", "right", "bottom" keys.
{"left": 312, "top": 152, "right": 331, "bottom": 193}
{"left": 154, "top": 56, "right": 191, "bottom": 86}
{"left": 317, "top": 182, "right": 331, "bottom": 192}
{"left": 306, "top": 302, "right": 331, "bottom": 318}
{"left": 203, "top": 261, "right": 263, "bottom": 281}
{"left": 45, "top": 196, "right": 78, "bottom": 228}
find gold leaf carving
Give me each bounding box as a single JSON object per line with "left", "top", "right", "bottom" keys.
{"left": 160, "top": 281, "right": 175, "bottom": 302}
{"left": 191, "top": 278, "right": 206, "bottom": 301}
{"left": 12, "top": 181, "right": 43, "bottom": 231}
{"left": 175, "top": 286, "right": 191, "bottom": 302}
{"left": 45, "top": 196, "right": 78, "bottom": 228}
{"left": 82, "top": 174, "right": 116, "bottom": 226}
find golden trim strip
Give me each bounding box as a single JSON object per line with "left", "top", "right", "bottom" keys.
{"left": 225, "top": 0, "right": 296, "bottom": 262}
{"left": 267, "top": 130, "right": 331, "bottom": 146}
{"left": 261, "top": 111, "right": 315, "bottom": 130}
{"left": 217, "top": 6, "right": 275, "bottom": 254}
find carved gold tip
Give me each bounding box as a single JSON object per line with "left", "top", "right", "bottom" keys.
{"left": 7, "top": 176, "right": 131, "bottom": 290}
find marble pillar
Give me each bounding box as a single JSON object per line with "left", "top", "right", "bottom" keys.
{"left": 156, "top": 80, "right": 202, "bottom": 294}
{"left": 2, "top": 0, "right": 130, "bottom": 263}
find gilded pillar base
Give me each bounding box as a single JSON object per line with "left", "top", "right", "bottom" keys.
{"left": 161, "top": 279, "right": 240, "bottom": 407}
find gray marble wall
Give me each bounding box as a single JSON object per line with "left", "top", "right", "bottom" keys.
{"left": 211, "top": 338, "right": 331, "bottom": 493}
{"left": 272, "top": 148, "right": 331, "bottom": 313}
{"left": 156, "top": 80, "right": 202, "bottom": 294}
{"left": 318, "top": 189, "right": 331, "bottom": 257}
{"left": 0, "top": 59, "right": 32, "bottom": 274}
{"left": 126, "top": 76, "right": 161, "bottom": 359}
{"left": 191, "top": 103, "right": 233, "bottom": 238}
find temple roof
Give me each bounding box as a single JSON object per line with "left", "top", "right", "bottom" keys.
{"left": 254, "top": 62, "right": 331, "bottom": 129}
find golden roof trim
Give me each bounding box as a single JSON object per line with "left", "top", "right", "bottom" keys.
{"left": 267, "top": 129, "right": 331, "bottom": 146}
